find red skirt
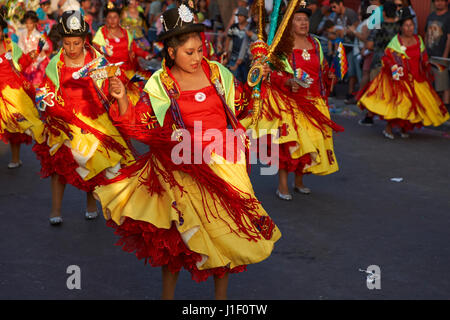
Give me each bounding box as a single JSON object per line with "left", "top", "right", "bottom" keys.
{"left": 33, "top": 143, "right": 111, "bottom": 192}
{"left": 107, "top": 217, "right": 247, "bottom": 282}
{"left": 279, "top": 142, "right": 313, "bottom": 175}
{"left": 0, "top": 131, "right": 32, "bottom": 145}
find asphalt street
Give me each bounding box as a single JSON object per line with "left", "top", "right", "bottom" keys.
{"left": 0, "top": 104, "right": 449, "bottom": 300}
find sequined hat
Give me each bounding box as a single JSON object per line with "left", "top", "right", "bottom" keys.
{"left": 57, "top": 10, "right": 89, "bottom": 37}
{"left": 158, "top": 4, "right": 204, "bottom": 41}
{"left": 397, "top": 6, "right": 416, "bottom": 24}
{"left": 104, "top": 1, "right": 122, "bottom": 16}
{"left": 296, "top": 0, "right": 312, "bottom": 17}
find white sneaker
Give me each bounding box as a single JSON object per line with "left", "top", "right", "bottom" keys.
{"left": 49, "top": 216, "right": 63, "bottom": 226}
{"left": 276, "top": 190, "right": 293, "bottom": 201}
{"left": 8, "top": 160, "right": 22, "bottom": 169}
{"left": 294, "top": 186, "right": 311, "bottom": 195}
{"left": 382, "top": 130, "right": 395, "bottom": 140}
{"left": 400, "top": 132, "right": 410, "bottom": 139}
{"left": 85, "top": 211, "right": 98, "bottom": 220}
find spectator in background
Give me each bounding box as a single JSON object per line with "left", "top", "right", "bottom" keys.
{"left": 425, "top": 0, "right": 450, "bottom": 108}
{"left": 317, "top": 0, "right": 337, "bottom": 35}
{"left": 49, "top": 0, "right": 60, "bottom": 18}
{"left": 239, "top": 4, "right": 268, "bottom": 69}
{"left": 90, "top": 0, "right": 104, "bottom": 31}
{"left": 330, "top": 0, "right": 360, "bottom": 104}
{"left": 225, "top": 6, "right": 250, "bottom": 83}
{"left": 308, "top": 0, "right": 323, "bottom": 35}
{"left": 394, "top": 0, "right": 417, "bottom": 34}
{"left": 227, "top": 0, "right": 250, "bottom": 31}
{"left": 148, "top": 0, "right": 162, "bottom": 43}
{"left": 322, "top": 19, "right": 338, "bottom": 65}
{"left": 348, "top": 1, "right": 371, "bottom": 85}
{"left": 58, "top": 0, "right": 81, "bottom": 13}
{"left": 79, "top": 0, "right": 94, "bottom": 32}
{"left": 208, "top": 0, "right": 222, "bottom": 31}
{"left": 166, "top": 0, "right": 177, "bottom": 10}
{"left": 121, "top": 0, "right": 151, "bottom": 51}
{"left": 358, "top": 1, "right": 399, "bottom": 126}
{"left": 197, "top": 0, "right": 209, "bottom": 23}
{"left": 37, "top": 0, "right": 56, "bottom": 34}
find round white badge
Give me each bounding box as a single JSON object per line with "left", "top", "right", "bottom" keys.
{"left": 195, "top": 92, "right": 206, "bottom": 103}
{"left": 0, "top": 57, "right": 3, "bottom": 64}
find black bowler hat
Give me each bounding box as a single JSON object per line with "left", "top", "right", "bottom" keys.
{"left": 57, "top": 10, "right": 89, "bottom": 37}
{"left": 397, "top": 7, "right": 416, "bottom": 24}
{"left": 296, "top": 0, "right": 312, "bottom": 17}
{"left": 0, "top": 6, "right": 7, "bottom": 31}
{"left": 104, "top": 0, "right": 122, "bottom": 17}
{"left": 158, "top": 4, "right": 204, "bottom": 41}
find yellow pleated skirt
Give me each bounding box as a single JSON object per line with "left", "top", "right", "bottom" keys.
{"left": 242, "top": 88, "right": 339, "bottom": 176}
{"left": 94, "top": 152, "right": 281, "bottom": 279}
{"left": 359, "top": 72, "right": 450, "bottom": 127}
{"left": 0, "top": 86, "right": 45, "bottom": 144}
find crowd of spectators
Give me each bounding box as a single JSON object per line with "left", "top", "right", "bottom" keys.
{"left": 4, "top": 0, "right": 450, "bottom": 108}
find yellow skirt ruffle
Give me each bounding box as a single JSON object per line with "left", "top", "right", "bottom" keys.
{"left": 0, "top": 86, "right": 45, "bottom": 144}
{"left": 46, "top": 112, "right": 134, "bottom": 181}
{"left": 94, "top": 152, "right": 281, "bottom": 272}
{"left": 359, "top": 72, "right": 450, "bottom": 126}
{"left": 241, "top": 88, "right": 339, "bottom": 176}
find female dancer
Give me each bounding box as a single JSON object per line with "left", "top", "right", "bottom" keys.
{"left": 92, "top": 2, "right": 152, "bottom": 87}
{"left": 120, "top": 0, "right": 150, "bottom": 52}
{"left": 358, "top": 8, "right": 449, "bottom": 139}
{"left": 0, "top": 9, "right": 45, "bottom": 168}
{"left": 95, "top": 5, "right": 280, "bottom": 300}
{"left": 33, "top": 11, "right": 134, "bottom": 225}
{"left": 18, "top": 10, "right": 51, "bottom": 88}
{"left": 243, "top": 3, "right": 343, "bottom": 200}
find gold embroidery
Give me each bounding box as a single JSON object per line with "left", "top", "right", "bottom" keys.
{"left": 141, "top": 111, "right": 159, "bottom": 130}
{"left": 56, "top": 94, "right": 65, "bottom": 106}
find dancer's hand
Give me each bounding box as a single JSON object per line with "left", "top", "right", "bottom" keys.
{"left": 286, "top": 78, "right": 300, "bottom": 93}
{"left": 29, "top": 50, "right": 38, "bottom": 60}
{"left": 109, "top": 76, "right": 126, "bottom": 100}
{"left": 262, "top": 63, "right": 271, "bottom": 81}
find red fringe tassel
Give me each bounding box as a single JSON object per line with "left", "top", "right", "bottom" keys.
{"left": 107, "top": 217, "right": 247, "bottom": 282}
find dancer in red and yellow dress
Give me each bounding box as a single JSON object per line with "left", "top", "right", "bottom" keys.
{"left": 33, "top": 11, "right": 134, "bottom": 225}
{"left": 358, "top": 8, "right": 449, "bottom": 139}
{"left": 242, "top": 4, "right": 343, "bottom": 200}
{"left": 92, "top": 2, "right": 152, "bottom": 89}
{"left": 0, "top": 11, "right": 45, "bottom": 169}
{"left": 94, "top": 5, "right": 280, "bottom": 300}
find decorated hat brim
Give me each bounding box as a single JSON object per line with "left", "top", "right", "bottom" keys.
{"left": 157, "top": 23, "right": 205, "bottom": 41}
{"left": 57, "top": 23, "right": 90, "bottom": 37}
{"left": 296, "top": 8, "right": 312, "bottom": 17}
{"left": 398, "top": 14, "right": 416, "bottom": 24}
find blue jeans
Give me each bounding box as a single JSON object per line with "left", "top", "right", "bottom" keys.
{"left": 227, "top": 56, "right": 249, "bottom": 84}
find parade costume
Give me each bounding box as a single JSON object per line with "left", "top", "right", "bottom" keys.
{"left": 0, "top": 38, "right": 45, "bottom": 146}
{"left": 93, "top": 2, "right": 151, "bottom": 89}
{"left": 243, "top": 35, "right": 343, "bottom": 176}
{"left": 94, "top": 6, "right": 280, "bottom": 283}
{"left": 358, "top": 34, "right": 449, "bottom": 131}
{"left": 92, "top": 25, "right": 151, "bottom": 84}
{"left": 18, "top": 28, "right": 50, "bottom": 88}
{"left": 32, "top": 12, "right": 134, "bottom": 192}
{"left": 121, "top": 6, "right": 150, "bottom": 52}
